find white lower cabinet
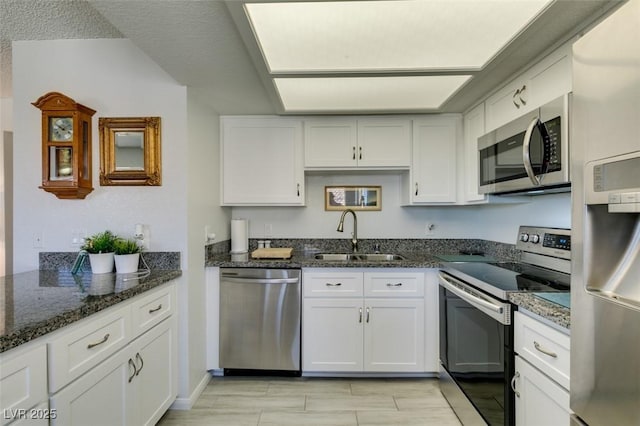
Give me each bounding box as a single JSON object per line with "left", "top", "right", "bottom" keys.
{"left": 0, "top": 343, "right": 48, "bottom": 426}
{"left": 514, "top": 355, "right": 571, "bottom": 426}
{"left": 50, "top": 318, "right": 175, "bottom": 426}
{"left": 513, "top": 311, "right": 571, "bottom": 425}
{"left": 302, "top": 269, "right": 428, "bottom": 374}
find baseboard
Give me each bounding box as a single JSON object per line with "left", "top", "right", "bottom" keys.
{"left": 169, "top": 372, "right": 211, "bottom": 410}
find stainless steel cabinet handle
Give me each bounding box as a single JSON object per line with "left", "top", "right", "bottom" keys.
{"left": 359, "top": 307, "right": 363, "bottom": 323}
{"left": 135, "top": 352, "right": 144, "bottom": 376}
{"left": 87, "top": 333, "right": 110, "bottom": 349}
{"left": 128, "top": 358, "right": 137, "bottom": 383}
{"left": 325, "top": 282, "right": 342, "bottom": 287}
{"left": 366, "top": 307, "right": 370, "bottom": 323}
{"left": 513, "top": 88, "right": 521, "bottom": 108}
{"left": 386, "top": 283, "right": 403, "bottom": 287}
{"left": 352, "top": 146, "right": 356, "bottom": 160}
{"left": 149, "top": 304, "right": 162, "bottom": 314}
{"left": 359, "top": 146, "right": 362, "bottom": 160}
{"left": 297, "top": 183, "right": 300, "bottom": 196}
{"left": 534, "top": 341, "right": 558, "bottom": 358}
{"left": 511, "top": 371, "right": 520, "bottom": 397}
{"left": 415, "top": 182, "right": 419, "bottom": 196}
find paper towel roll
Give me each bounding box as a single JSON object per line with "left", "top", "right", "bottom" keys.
{"left": 230, "top": 219, "right": 248, "bottom": 253}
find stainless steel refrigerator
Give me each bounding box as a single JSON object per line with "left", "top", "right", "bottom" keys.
{"left": 571, "top": 0, "right": 640, "bottom": 424}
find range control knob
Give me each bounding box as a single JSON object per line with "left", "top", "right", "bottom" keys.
{"left": 520, "top": 233, "right": 529, "bottom": 242}
{"left": 530, "top": 234, "right": 540, "bottom": 244}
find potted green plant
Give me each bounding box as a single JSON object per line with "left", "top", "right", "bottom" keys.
{"left": 81, "top": 230, "right": 117, "bottom": 274}
{"left": 113, "top": 238, "right": 142, "bottom": 274}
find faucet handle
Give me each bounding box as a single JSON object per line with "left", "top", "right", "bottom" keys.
{"left": 373, "top": 243, "right": 381, "bottom": 253}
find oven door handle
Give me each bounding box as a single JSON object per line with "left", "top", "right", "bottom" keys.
{"left": 438, "top": 272, "right": 510, "bottom": 325}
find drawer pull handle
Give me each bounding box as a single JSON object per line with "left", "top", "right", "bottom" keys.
{"left": 149, "top": 304, "right": 163, "bottom": 314}
{"left": 326, "top": 282, "right": 342, "bottom": 287}
{"left": 128, "top": 358, "right": 137, "bottom": 383}
{"left": 386, "top": 283, "right": 403, "bottom": 287}
{"left": 87, "top": 333, "right": 110, "bottom": 349}
{"left": 534, "top": 341, "right": 558, "bottom": 358}
{"left": 511, "top": 371, "right": 520, "bottom": 397}
{"left": 135, "top": 352, "right": 144, "bottom": 376}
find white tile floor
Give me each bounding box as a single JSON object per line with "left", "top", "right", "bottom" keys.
{"left": 157, "top": 377, "right": 462, "bottom": 425}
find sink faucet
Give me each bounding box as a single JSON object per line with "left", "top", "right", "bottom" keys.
{"left": 336, "top": 209, "right": 358, "bottom": 252}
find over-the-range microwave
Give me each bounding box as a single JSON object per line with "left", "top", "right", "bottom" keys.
{"left": 478, "top": 94, "right": 570, "bottom": 195}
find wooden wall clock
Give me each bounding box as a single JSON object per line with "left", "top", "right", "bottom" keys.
{"left": 32, "top": 92, "right": 96, "bottom": 199}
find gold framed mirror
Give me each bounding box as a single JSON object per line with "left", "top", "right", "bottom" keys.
{"left": 99, "top": 117, "right": 161, "bottom": 186}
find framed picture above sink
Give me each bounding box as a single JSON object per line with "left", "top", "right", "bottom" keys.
{"left": 324, "top": 185, "right": 381, "bottom": 211}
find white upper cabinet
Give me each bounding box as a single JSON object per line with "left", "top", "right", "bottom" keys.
{"left": 221, "top": 117, "right": 305, "bottom": 206}
{"left": 406, "top": 115, "right": 461, "bottom": 204}
{"left": 461, "top": 103, "right": 487, "bottom": 203}
{"left": 304, "top": 117, "right": 411, "bottom": 169}
{"left": 485, "top": 43, "right": 572, "bottom": 132}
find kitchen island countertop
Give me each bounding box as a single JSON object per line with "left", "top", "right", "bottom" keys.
{"left": 1, "top": 269, "right": 181, "bottom": 353}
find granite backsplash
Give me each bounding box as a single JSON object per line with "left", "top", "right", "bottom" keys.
{"left": 205, "top": 238, "right": 519, "bottom": 263}
{"left": 40, "top": 251, "right": 181, "bottom": 271}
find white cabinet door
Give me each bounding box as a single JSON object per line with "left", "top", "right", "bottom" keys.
{"left": 356, "top": 118, "right": 411, "bottom": 168}
{"left": 514, "top": 356, "right": 571, "bottom": 426}
{"left": 410, "top": 116, "right": 460, "bottom": 203}
{"left": 134, "top": 319, "right": 176, "bottom": 426}
{"left": 221, "top": 117, "right": 304, "bottom": 205}
{"left": 363, "top": 298, "right": 424, "bottom": 372}
{"left": 461, "top": 103, "right": 487, "bottom": 203}
{"left": 50, "top": 347, "right": 131, "bottom": 426}
{"left": 304, "top": 118, "right": 357, "bottom": 168}
{"left": 302, "top": 298, "right": 364, "bottom": 372}
{"left": 485, "top": 44, "right": 571, "bottom": 132}
{"left": 0, "top": 344, "right": 47, "bottom": 426}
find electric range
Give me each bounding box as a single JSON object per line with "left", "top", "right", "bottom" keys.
{"left": 438, "top": 226, "right": 571, "bottom": 426}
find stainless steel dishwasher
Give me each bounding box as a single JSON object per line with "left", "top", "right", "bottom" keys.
{"left": 219, "top": 268, "right": 301, "bottom": 374}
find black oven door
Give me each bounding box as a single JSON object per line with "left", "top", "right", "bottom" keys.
{"left": 439, "top": 273, "right": 515, "bottom": 426}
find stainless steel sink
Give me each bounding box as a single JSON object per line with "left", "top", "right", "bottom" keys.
{"left": 314, "top": 253, "right": 406, "bottom": 261}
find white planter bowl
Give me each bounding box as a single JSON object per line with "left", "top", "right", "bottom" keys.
{"left": 89, "top": 252, "right": 115, "bottom": 274}
{"left": 115, "top": 253, "right": 140, "bottom": 274}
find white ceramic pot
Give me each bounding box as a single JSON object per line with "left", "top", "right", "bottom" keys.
{"left": 114, "top": 253, "right": 140, "bottom": 274}
{"left": 89, "top": 252, "right": 115, "bottom": 274}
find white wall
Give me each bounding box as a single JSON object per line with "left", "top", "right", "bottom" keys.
{"left": 12, "top": 39, "right": 188, "bottom": 272}
{"left": 181, "top": 89, "right": 230, "bottom": 402}
{"left": 10, "top": 38, "right": 231, "bottom": 405}
{"left": 1, "top": 98, "right": 13, "bottom": 276}
{"left": 233, "top": 173, "right": 572, "bottom": 244}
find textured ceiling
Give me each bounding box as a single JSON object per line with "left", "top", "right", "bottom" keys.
{"left": 0, "top": 0, "right": 123, "bottom": 97}
{"left": 0, "top": 0, "right": 624, "bottom": 115}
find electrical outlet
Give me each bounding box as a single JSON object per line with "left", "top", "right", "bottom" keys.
{"left": 264, "top": 223, "right": 273, "bottom": 238}
{"left": 425, "top": 222, "right": 436, "bottom": 236}
{"left": 71, "top": 229, "right": 86, "bottom": 246}
{"left": 33, "top": 231, "right": 44, "bottom": 248}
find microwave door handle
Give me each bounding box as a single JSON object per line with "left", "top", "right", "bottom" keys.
{"left": 522, "top": 117, "right": 541, "bottom": 186}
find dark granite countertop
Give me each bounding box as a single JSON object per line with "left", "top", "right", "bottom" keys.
{"left": 205, "top": 250, "right": 443, "bottom": 269}
{"left": 1, "top": 269, "right": 182, "bottom": 353}
{"left": 509, "top": 292, "right": 570, "bottom": 330}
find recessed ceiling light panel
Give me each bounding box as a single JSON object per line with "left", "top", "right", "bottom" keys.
{"left": 246, "top": 0, "right": 553, "bottom": 73}
{"left": 274, "top": 75, "right": 472, "bottom": 112}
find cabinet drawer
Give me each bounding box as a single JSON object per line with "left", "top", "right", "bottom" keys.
{"left": 48, "top": 306, "right": 131, "bottom": 393}
{"left": 364, "top": 272, "right": 424, "bottom": 297}
{"left": 0, "top": 344, "right": 47, "bottom": 426}
{"left": 515, "top": 312, "right": 570, "bottom": 389}
{"left": 131, "top": 284, "right": 175, "bottom": 337}
{"left": 303, "top": 271, "right": 363, "bottom": 297}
